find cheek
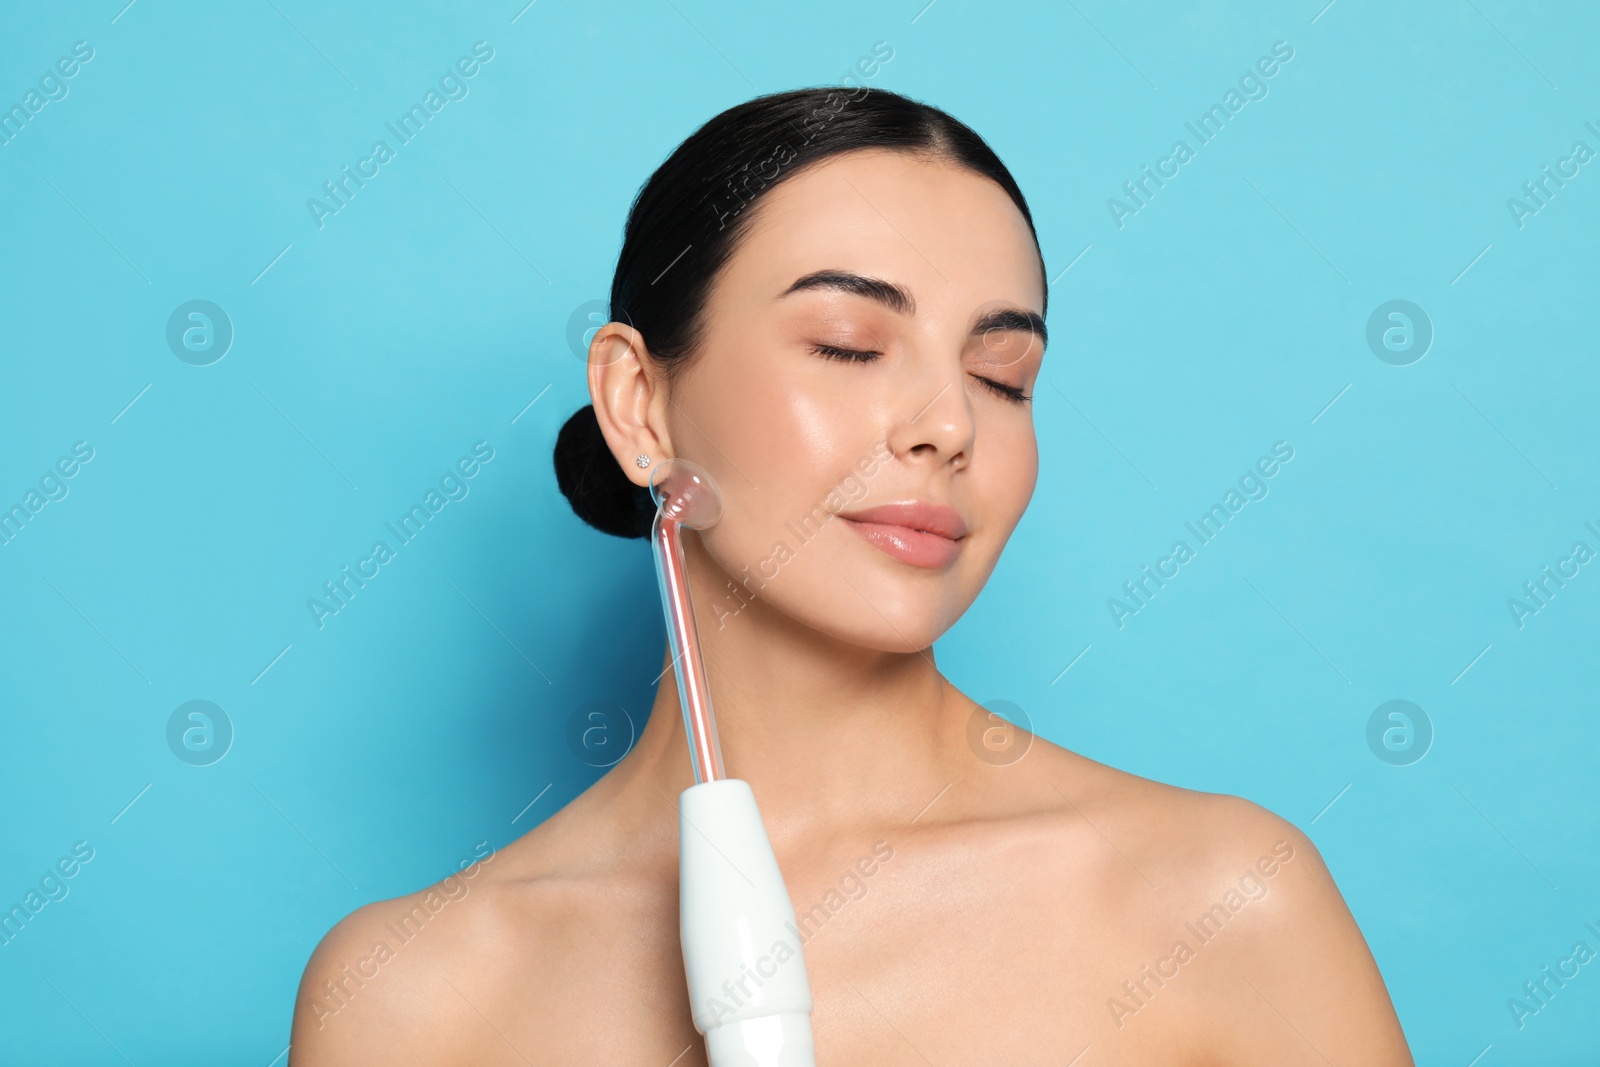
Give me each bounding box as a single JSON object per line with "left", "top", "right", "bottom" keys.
{"left": 696, "top": 356, "right": 877, "bottom": 519}
{"left": 1016, "top": 435, "right": 1040, "bottom": 509}
{"left": 983, "top": 418, "right": 1039, "bottom": 516}
{"left": 679, "top": 355, "right": 866, "bottom": 578}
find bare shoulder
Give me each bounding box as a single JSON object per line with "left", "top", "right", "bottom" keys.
{"left": 1195, "top": 800, "right": 1413, "bottom": 1064}
{"left": 288, "top": 842, "right": 543, "bottom": 1066}
{"left": 1026, "top": 740, "right": 1411, "bottom": 1065}
{"left": 285, "top": 779, "right": 683, "bottom": 1067}
{"left": 1016, "top": 735, "right": 1302, "bottom": 881}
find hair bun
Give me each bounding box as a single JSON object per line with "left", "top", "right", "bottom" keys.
{"left": 553, "top": 405, "right": 655, "bottom": 539}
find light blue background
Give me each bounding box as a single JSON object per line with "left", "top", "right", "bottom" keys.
{"left": 2, "top": 0, "right": 1596, "bottom": 1062}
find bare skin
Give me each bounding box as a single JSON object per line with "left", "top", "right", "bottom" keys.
{"left": 290, "top": 148, "right": 1413, "bottom": 1065}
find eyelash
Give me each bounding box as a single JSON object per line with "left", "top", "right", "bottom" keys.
{"left": 811, "top": 343, "right": 878, "bottom": 363}
{"left": 809, "top": 344, "right": 1033, "bottom": 405}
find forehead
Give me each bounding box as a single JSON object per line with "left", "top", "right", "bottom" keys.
{"left": 716, "top": 148, "right": 1044, "bottom": 317}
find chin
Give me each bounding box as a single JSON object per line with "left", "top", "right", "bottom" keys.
{"left": 696, "top": 505, "right": 989, "bottom": 652}
{"left": 787, "top": 549, "right": 974, "bottom": 654}
{"left": 799, "top": 602, "right": 951, "bottom": 655}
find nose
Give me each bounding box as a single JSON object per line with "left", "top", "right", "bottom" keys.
{"left": 885, "top": 356, "right": 974, "bottom": 469}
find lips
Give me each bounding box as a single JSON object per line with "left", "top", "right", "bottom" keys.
{"left": 836, "top": 502, "right": 968, "bottom": 569}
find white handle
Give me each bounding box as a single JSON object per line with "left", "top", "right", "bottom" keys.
{"left": 679, "top": 778, "right": 817, "bottom": 1067}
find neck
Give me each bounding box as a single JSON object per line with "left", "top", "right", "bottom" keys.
{"left": 614, "top": 536, "right": 975, "bottom": 844}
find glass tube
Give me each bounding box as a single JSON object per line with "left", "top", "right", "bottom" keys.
{"left": 652, "top": 509, "right": 726, "bottom": 784}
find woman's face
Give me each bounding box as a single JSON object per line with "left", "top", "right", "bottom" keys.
{"left": 657, "top": 148, "right": 1046, "bottom": 653}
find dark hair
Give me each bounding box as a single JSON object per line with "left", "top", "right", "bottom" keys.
{"left": 554, "top": 85, "right": 1046, "bottom": 538}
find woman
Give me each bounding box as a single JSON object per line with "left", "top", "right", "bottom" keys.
{"left": 291, "top": 86, "right": 1413, "bottom": 1064}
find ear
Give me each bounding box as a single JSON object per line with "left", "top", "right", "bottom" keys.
{"left": 588, "top": 321, "right": 672, "bottom": 488}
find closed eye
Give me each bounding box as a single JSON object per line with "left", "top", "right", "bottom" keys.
{"left": 813, "top": 343, "right": 1031, "bottom": 403}
{"left": 973, "top": 376, "right": 1032, "bottom": 404}
{"left": 810, "top": 343, "right": 880, "bottom": 362}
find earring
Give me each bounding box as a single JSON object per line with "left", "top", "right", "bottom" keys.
{"left": 635, "top": 453, "right": 651, "bottom": 468}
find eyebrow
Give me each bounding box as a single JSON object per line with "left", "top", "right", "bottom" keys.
{"left": 777, "top": 269, "right": 1047, "bottom": 350}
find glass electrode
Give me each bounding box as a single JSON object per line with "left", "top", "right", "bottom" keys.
{"left": 649, "top": 458, "right": 726, "bottom": 784}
